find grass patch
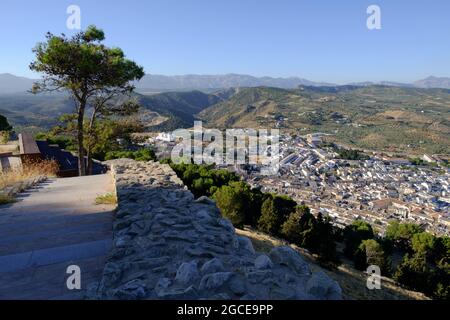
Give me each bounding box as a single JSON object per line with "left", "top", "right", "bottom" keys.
{"left": 0, "top": 159, "right": 58, "bottom": 190}
{"left": 95, "top": 193, "right": 117, "bottom": 205}
{"left": 0, "top": 194, "right": 16, "bottom": 205}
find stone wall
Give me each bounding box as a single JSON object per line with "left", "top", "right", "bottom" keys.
{"left": 88, "top": 159, "right": 342, "bottom": 300}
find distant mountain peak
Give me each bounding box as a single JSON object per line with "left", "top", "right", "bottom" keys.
{"left": 0, "top": 73, "right": 36, "bottom": 94}
{"left": 414, "top": 76, "right": 450, "bottom": 89}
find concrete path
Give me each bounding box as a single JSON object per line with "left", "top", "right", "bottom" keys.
{"left": 0, "top": 174, "right": 115, "bottom": 300}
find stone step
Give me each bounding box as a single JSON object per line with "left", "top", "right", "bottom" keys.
{"left": 0, "top": 238, "right": 112, "bottom": 273}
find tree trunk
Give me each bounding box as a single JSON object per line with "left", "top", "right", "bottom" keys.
{"left": 77, "top": 101, "right": 86, "bottom": 176}
{"left": 87, "top": 148, "right": 93, "bottom": 175}
{"left": 86, "top": 107, "right": 98, "bottom": 176}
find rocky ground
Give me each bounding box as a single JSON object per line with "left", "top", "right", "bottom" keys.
{"left": 87, "top": 159, "right": 342, "bottom": 300}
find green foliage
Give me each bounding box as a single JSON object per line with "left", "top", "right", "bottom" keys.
{"left": 353, "top": 239, "right": 389, "bottom": 273}
{"left": 385, "top": 221, "right": 423, "bottom": 250}
{"left": 199, "top": 86, "right": 450, "bottom": 154}
{"left": 392, "top": 230, "right": 449, "bottom": 300}
{"left": 35, "top": 132, "right": 75, "bottom": 151}
{"left": 95, "top": 193, "right": 117, "bottom": 205}
{"left": 394, "top": 253, "right": 431, "bottom": 294}
{"left": 409, "top": 158, "right": 426, "bottom": 166}
{"left": 0, "top": 114, "right": 12, "bottom": 132}
{"left": 30, "top": 25, "right": 144, "bottom": 175}
{"left": 343, "top": 220, "right": 375, "bottom": 258}
{"left": 105, "top": 148, "right": 156, "bottom": 162}
{"left": 257, "top": 194, "right": 297, "bottom": 236}
{"left": 30, "top": 26, "right": 144, "bottom": 94}
{"left": 313, "top": 213, "right": 340, "bottom": 266}
{"left": 281, "top": 206, "right": 313, "bottom": 246}
{"left": 212, "top": 181, "right": 252, "bottom": 228}
{"left": 169, "top": 162, "right": 339, "bottom": 266}
{"left": 138, "top": 91, "right": 222, "bottom": 131}
{"left": 0, "top": 114, "right": 12, "bottom": 144}
{"left": 169, "top": 162, "right": 239, "bottom": 198}
{"left": 280, "top": 208, "right": 339, "bottom": 266}
{"left": 411, "top": 232, "right": 437, "bottom": 259}
{"left": 335, "top": 148, "right": 369, "bottom": 161}
{"left": 0, "top": 131, "right": 9, "bottom": 144}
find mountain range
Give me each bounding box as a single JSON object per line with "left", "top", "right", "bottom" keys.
{"left": 2, "top": 73, "right": 450, "bottom": 94}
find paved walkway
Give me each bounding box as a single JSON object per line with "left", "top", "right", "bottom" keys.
{"left": 0, "top": 174, "right": 115, "bottom": 300}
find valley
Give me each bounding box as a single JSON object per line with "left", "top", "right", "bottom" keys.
{"left": 0, "top": 84, "right": 449, "bottom": 156}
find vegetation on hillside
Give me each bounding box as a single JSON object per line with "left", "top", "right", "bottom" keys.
{"left": 105, "top": 148, "right": 156, "bottom": 162}
{"left": 165, "top": 160, "right": 343, "bottom": 266}
{"left": 164, "top": 160, "right": 449, "bottom": 299}
{"left": 36, "top": 117, "right": 145, "bottom": 162}
{"left": 199, "top": 86, "right": 450, "bottom": 154}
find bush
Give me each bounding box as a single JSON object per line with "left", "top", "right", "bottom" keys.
{"left": 281, "top": 205, "right": 314, "bottom": 246}
{"left": 385, "top": 221, "right": 423, "bottom": 251}
{"left": 280, "top": 209, "right": 339, "bottom": 266}
{"left": 394, "top": 253, "right": 431, "bottom": 295}
{"left": 343, "top": 220, "right": 375, "bottom": 258}
{"left": 353, "top": 239, "right": 390, "bottom": 273}
{"left": 95, "top": 193, "right": 117, "bottom": 205}
{"left": 0, "top": 131, "right": 9, "bottom": 144}
{"left": 257, "top": 194, "right": 297, "bottom": 236}
{"left": 105, "top": 148, "right": 156, "bottom": 162}
{"left": 212, "top": 182, "right": 251, "bottom": 228}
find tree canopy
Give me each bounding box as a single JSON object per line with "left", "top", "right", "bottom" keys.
{"left": 30, "top": 25, "right": 144, "bottom": 175}
{"left": 343, "top": 220, "right": 375, "bottom": 257}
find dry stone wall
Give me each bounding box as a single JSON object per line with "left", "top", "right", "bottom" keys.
{"left": 88, "top": 159, "right": 342, "bottom": 300}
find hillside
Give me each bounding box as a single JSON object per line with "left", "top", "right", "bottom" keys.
{"left": 199, "top": 86, "right": 450, "bottom": 155}
{"left": 414, "top": 76, "right": 450, "bottom": 89}
{"left": 1, "top": 84, "right": 450, "bottom": 155}
{"left": 136, "top": 90, "right": 228, "bottom": 130}
{"left": 0, "top": 93, "right": 74, "bottom": 131}
{"left": 0, "top": 90, "right": 224, "bottom": 133}
{"left": 0, "top": 73, "right": 36, "bottom": 94}
{"left": 236, "top": 228, "right": 428, "bottom": 300}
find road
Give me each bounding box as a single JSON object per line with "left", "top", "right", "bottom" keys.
{"left": 0, "top": 174, "right": 115, "bottom": 300}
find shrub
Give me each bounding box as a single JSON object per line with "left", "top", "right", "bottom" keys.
{"left": 385, "top": 221, "right": 423, "bottom": 250}
{"left": 0, "top": 131, "right": 9, "bottom": 144}
{"left": 212, "top": 182, "right": 251, "bottom": 228}
{"left": 95, "top": 193, "right": 117, "bottom": 205}
{"left": 257, "top": 195, "right": 297, "bottom": 236}
{"left": 353, "top": 239, "right": 390, "bottom": 273}
{"left": 281, "top": 205, "right": 314, "bottom": 246}
{"left": 343, "top": 220, "right": 375, "bottom": 258}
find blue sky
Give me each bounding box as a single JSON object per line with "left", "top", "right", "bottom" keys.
{"left": 0, "top": 0, "right": 449, "bottom": 83}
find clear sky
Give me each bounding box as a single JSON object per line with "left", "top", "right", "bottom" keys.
{"left": 0, "top": 0, "right": 449, "bottom": 83}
